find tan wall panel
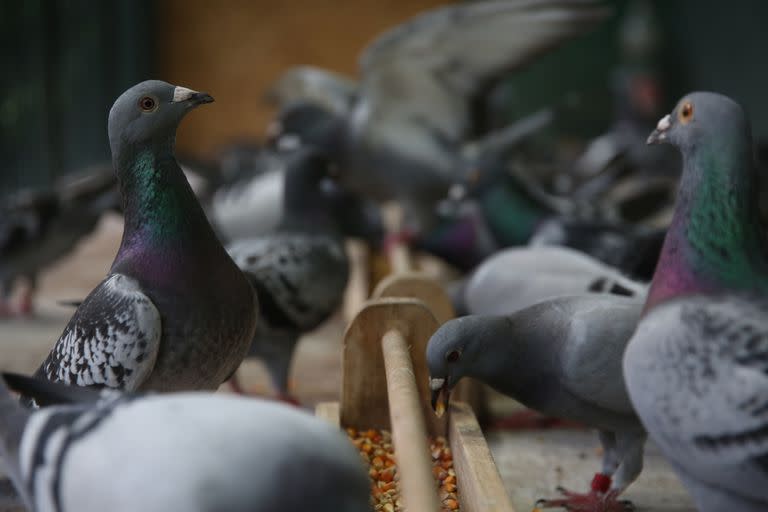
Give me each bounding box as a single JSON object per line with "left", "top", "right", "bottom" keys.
{"left": 157, "top": 0, "right": 447, "bottom": 157}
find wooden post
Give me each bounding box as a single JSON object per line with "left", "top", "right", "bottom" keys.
{"left": 390, "top": 242, "right": 413, "bottom": 274}
{"left": 341, "top": 298, "right": 446, "bottom": 436}
{"left": 382, "top": 328, "right": 441, "bottom": 512}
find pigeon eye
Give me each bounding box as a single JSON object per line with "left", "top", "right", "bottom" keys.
{"left": 446, "top": 350, "right": 461, "bottom": 363}
{"left": 138, "top": 96, "right": 158, "bottom": 113}
{"left": 678, "top": 101, "right": 694, "bottom": 125}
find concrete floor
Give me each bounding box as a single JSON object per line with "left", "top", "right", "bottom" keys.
{"left": 0, "top": 215, "right": 695, "bottom": 511}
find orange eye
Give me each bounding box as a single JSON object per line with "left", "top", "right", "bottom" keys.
{"left": 138, "top": 96, "right": 157, "bottom": 112}
{"left": 678, "top": 101, "right": 694, "bottom": 124}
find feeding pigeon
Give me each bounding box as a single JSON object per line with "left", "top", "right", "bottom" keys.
{"left": 461, "top": 246, "right": 647, "bottom": 317}
{"left": 28, "top": 80, "right": 257, "bottom": 396}
{"left": 0, "top": 373, "right": 370, "bottom": 512}
{"left": 268, "top": 0, "right": 609, "bottom": 233}
{"left": 226, "top": 150, "right": 350, "bottom": 403}
{"left": 0, "top": 167, "right": 120, "bottom": 317}
{"left": 624, "top": 92, "right": 768, "bottom": 512}
{"left": 428, "top": 295, "right": 646, "bottom": 511}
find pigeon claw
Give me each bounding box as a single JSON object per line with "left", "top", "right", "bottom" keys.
{"left": 535, "top": 488, "right": 634, "bottom": 512}
{"left": 276, "top": 392, "right": 302, "bottom": 408}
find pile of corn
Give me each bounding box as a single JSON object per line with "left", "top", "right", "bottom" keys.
{"left": 347, "top": 427, "right": 460, "bottom": 512}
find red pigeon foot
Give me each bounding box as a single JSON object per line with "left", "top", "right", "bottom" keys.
{"left": 535, "top": 475, "right": 634, "bottom": 512}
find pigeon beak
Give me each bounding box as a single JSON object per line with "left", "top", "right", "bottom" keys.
{"left": 647, "top": 114, "right": 671, "bottom": 145}
{"left": 172, "top": 86, "right": 214, "bottom": 107}
{"left": 429, "top": 377, "right": 450, "bottom": 418}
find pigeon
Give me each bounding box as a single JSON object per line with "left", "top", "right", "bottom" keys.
{"left": 226, "top": 150, "right": 350, "bottom": 402}
{"left": 266, "top": 66, "right": 358, "bottom": 118}
{"left": 624, "top": 92, "right": 768, "bottom": 512}
{"left": 0, "top": 373, "right": 370, "bottom": 512}
{"left": 268, "top": 0, "right": 609, "bottom": 232}
{"left": 529, "top": 217, "right": 665, "bottom": 281}
{"left": 462, "top": 246, "right": 647, "bottom": 316}
{"left": 427, "top": 295, "right": 646, "bottom": 511}
{"left": 208, "top": 148, "right": 383, "bottom": 247}
{"left": 30, "top": 80, "right": 258, "bottom": 395}
{"left": 0, "top": 167, "right": 121, "bottom": 317}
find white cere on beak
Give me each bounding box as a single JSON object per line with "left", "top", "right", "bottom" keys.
{"left": 277, "top": 134, "right": 302, "bottom": 151}
{"left": 172, "top": 86, "right": 198, "bottom": 103}
{"left": 429, "top": 377, "right": 445, "bottom": 391}
{"left": 656, "top": 114, "right": 671, "bottom": 132}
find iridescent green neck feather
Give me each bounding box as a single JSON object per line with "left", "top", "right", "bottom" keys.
{"left": 646, "top": 130, "right": 768, "bottom": 310}
{"left": 112, "top": 139, "right": 222, "bottom": 271}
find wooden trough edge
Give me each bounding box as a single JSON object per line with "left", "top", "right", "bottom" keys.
{"left": 315, "top": 400, "right": 516, "bottom": 512}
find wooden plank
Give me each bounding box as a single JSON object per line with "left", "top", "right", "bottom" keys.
{"left": 390, "top": 243, "right": 413, "bottom": 274}
{"left": 315, "top": 401, "right": 341, "bottom": 428}
{"left": 343, "top": 240, "right": 371, "bottom": 323}
{"left": 372, "top": 272, "right": 455, "bottom": 325}
{"left": 449, "top": 402, "right": 515, "bottom": 512}
{"left": 340, "top": 298, "right": 446, "bottom": 436}
{"left": 382, "top": 329, "right": 441, "bottom": 512}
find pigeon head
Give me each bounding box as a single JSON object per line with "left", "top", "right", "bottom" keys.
{"left": 427, "top": 315, "right": 510, "bottom": 417}
{"left": 108, "top": 80, "right": 213, "bottom": 159}
{"left": 267, "top": 102, "right": 344, "bottom": 154}
{"left": 279, "top": 148, "right": 341, "bottom": 231}
{"left": 647, "top": 91, "right": 749, "bottom": 152}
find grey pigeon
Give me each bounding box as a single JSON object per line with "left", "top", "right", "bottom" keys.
{"left": 268, "top": 0, "right": 609, "bottom": 232}
{"left": 30, "top": 81, "right": 257, "bottom": 394}
{"left": 624, "top": 92, "right": 768, "bottom": 511}
{"left": 0, "top": 167, "right": 120, "bottom": 317}
{"left": 463, "top": 246, "right": 647, "bottom": 316}
{"left": 0, "top": 373, "right": 370, "bottom": 512}
{"left": 267, "top": 66, "right": 358, "bottom": 118}
{"left": 208, "top": 148, "right": 383, "bottom": 247}
{"left": 427, "top": 295, "right": 646, "bottom": 510}
{"left": 226, "top": 151, "right": 350, "bottom": 402}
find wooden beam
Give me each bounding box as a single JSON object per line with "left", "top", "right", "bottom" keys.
{"left": 449, "top": 402, "right": 515, "bottom": 512}
{"left": 382, "top": 328, "right": 441, "bottom": 512}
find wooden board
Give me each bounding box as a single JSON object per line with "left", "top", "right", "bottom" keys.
{"left": 340, "top": 297, "right": 446, "bottom": 436}
{"left": 315, "top": 401, "right": 341, "bottom": 428}
{"left": 372, "top": 272, "right": 455, "bottom": 325}
{"left": 448, "top": 402, "right": 516, "bottom": 512}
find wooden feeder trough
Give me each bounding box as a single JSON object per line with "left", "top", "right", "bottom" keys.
{"left": 318, "top": 255, "right": 512, "bottom": 512}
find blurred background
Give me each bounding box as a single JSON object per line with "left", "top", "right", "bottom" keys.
{"left": 3, "top": 0, "right": 768, "bottom": 193}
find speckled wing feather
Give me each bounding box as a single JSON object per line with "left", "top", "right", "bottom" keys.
{"left": 626, "top": 295, "right": 768, "bottom": 503}
{"left": 227, "top": 235, "right": 349, "bottom": 331}
{"left": 37, "top": 274, "right": 161, "bottom": 391}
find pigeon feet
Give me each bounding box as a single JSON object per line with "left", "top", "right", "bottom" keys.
{"left": 276, "top": 392, "right": 302, "bottom": 407}
{"left": 17, "top": 291, "right": 34, "bottom": 317}
{"left": 383, "top": 229, "right": 416, "bottom": 253}
{"left": 490, "top": 409, "right": 584, "bottom": 430}
{"left": 535, "top": 475, "right": 634, "bottom": 512}
{"left": 535, "top": 489, "right": 633, "bottom": 512}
